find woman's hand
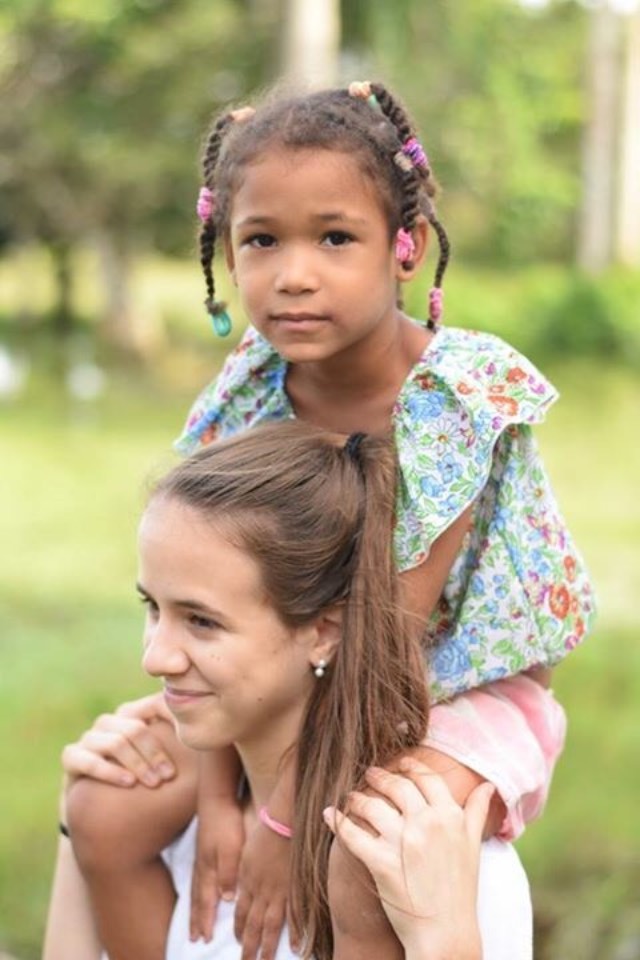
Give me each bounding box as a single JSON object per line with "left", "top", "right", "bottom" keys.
{"left": 61, "top": 692, "right": 177, "bottom": 789}
{"left": 324, "top": 758, "right": 494, "bottom": 960}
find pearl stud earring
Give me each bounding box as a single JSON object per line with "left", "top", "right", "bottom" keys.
{"left": 314, "top": 659, "right": 327, "bottom": 679}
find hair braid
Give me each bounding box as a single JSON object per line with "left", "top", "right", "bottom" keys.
{"left": 199, "top": 114, "right": 234, "bottom": 321}
{"left": 370, "top": 82, "right": 451, "bottom": 326}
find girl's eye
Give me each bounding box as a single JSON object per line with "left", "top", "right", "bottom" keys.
{"left": 322, "top": 230, "right": 354, "bottom": 247}
{"left": 247, "top": 233, "right": 276, "bottom": 249}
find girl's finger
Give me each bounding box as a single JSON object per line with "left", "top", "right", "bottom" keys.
{"left": 60, "top": 744, "right": 135, "bottom": 786}
{"left": 116, "top": 692, "right": 174, "bottom": 723}
{"left": 86, "top": 719, "right": 175, "bottom": 780}
{"left": 77, "top": 730, "right": 163, "bottom": 786}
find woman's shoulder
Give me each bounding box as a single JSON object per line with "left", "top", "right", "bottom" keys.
{"left": 175, "top": 326, "right": 289, "bottom": 455}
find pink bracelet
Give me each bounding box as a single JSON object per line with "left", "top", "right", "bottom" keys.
{"left": 258, "top": 805, "right": 293, "bottom": 839}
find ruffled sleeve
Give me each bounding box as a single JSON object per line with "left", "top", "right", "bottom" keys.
{"left": 175, "top": 326, "right": 291, "bottom": 455}
{"left": 393, "top": 327, "right": 558, "bottom": 570}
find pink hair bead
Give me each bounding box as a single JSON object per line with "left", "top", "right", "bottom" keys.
{"left": 395, "top": 228, "right": 416, "bottom": 263}
{"left": 429, "top": 286, "right": 444, "bottom": 325}
{"left": 196, "top": 186, "right": 215, "bottom": 223}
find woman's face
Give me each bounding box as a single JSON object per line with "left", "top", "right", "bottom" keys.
{"left": 138, "top": 496, "right": 319, "bottom": 758}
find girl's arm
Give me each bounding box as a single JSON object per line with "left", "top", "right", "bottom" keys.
{"left": 399, "top": 505, "right": 474, "bottom": 638}
{"left": 326, "top": 761, "right": 489, "bottom": 960}
{"left": 189, "top": 747, "right": 245, "bottom": 941}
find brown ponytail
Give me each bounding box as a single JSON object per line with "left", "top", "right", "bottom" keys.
{"left": 150, "top": 421, "right": 429, "bottom": 959}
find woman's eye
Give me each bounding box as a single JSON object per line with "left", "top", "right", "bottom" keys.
{"left": 322, "top": 230, "right": 354, "bottom": 247}
{"left": 189, "top": 613, "right": 219, "bottom": 631}
{"left": 247, "top": 233, "right": 276, "bottom": 248}
{"left": 139, "top": 595, "right": 159, "bottom": 617}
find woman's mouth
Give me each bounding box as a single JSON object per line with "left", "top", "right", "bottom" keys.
{"left": 163, "top": 686, "right": 214, "bottom": 708}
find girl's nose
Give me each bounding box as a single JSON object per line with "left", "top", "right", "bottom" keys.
{"left": 274, "top": 247, "right": 319, "bottom": 295}
{"left": 142, "top": 619, "right": 189, "bottom": 678}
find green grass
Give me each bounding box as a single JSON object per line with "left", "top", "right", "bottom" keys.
{"left": 0, "top": 351, "right": 639, "bottom": 957}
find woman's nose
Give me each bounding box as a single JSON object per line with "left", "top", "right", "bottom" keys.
{"left": 141, "top": 618, "right": 189, "bottom": 678}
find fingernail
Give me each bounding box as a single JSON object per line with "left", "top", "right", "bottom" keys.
{"left": 119, "top": 772, "right": 135, "bottom": 786}
{"left": 221, "top": 890, "right": 235, "bottom": 902}
{"left": 157, "top": 763, "right": 175, "bottom": 779}
{"left": 142, "top": 771, "right": 160, "bottom": 787}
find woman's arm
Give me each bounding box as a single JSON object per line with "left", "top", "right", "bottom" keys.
{"left": 325, "top": 760, "right": 490, "bottom": 960}
{"left": 63, "top": 704, "right": 199, "bottom": 960}
{"left": 43, "top": 835, "right": 102, "bottom": 960}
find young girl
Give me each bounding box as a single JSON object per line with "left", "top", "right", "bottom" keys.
{"left": 64, "top": 421, "right": 531, "bottom": 960}
{"left": 54, "top": 80, "right": 594, "bottom": 959}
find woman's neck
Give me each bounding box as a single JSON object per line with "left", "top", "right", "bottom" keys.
{"left": 235, "top": 739, "right": 296, "bottom": 811}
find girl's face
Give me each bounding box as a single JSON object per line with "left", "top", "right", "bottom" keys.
{"left": 226, "top": 147, "right": 408, "bottom": 365}
{"left": 138, "top": 496, "right": 320, "bottom": 759}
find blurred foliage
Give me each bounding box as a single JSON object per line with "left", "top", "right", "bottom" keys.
{"left": 347, "top": 0, "right": 585, "bottom": 263}
{"left": 0, "top": 0, "right": 587, "bottom": 273}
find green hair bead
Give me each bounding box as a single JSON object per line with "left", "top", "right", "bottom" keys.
{"left": 209, "top": 309, "right": 232, "bottom": 337}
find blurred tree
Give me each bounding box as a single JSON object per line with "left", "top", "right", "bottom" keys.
{"left": 0, "top": 0, "right": 279, "bottom": 351}
{"left": 616, "top": 9, "right": 640, "bottom": 265}
{"left": 342, "top": 0, "right": 586, "bottom": 264}
{"left": 284, "top": 0, "right": 340, "bottom": 85}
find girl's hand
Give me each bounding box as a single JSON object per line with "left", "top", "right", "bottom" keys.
{"left": 233, "top": 821, "right": 292, "bottom": 960}
{"left": 61, "top": 692, "right": 176, "bottom": 789}
{"left": 189, "top": 798, "right": 245, "bottom": 943}
{"left": 324, "top": 759, "right": 494, "bottom": 960}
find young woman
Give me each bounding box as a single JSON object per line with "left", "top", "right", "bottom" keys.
{"left": 52, "top": 421, "right": 532, "bottom": 959}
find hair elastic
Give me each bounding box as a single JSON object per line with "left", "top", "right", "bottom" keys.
{"left": 428, "top": 287, "right": 444, "bottom": 328}
{"left": 344, "top": 432, "right": 366, "bottom": 463}
{"left": 258, "top": 805, "right": 293, "bottom": 839}
{"left": 395, "top": 228, "right": 415, "bottom": 264}
{"left": 401, "top": 136, "right": 429, "bottom": 170}
{"left": 196, "top": 187, "right": 215, "bottom": 223}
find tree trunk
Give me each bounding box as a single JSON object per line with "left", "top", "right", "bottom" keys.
{"left": 615, "top": 10, "right": 640, "bottom": 266}
{"left": 95, "top": 231, "right": 157, "bottom": 357}
{"left": 577, "top": 4, "right": 622, "bottom": 274}
{"left": 49, "top": 239, "right": 74, "bottom": 337}
{"left": 283, "top": 0, "right": 340, "bottom": 86}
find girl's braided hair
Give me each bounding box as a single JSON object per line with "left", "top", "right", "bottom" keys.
{"left": 198, "top": 82, "right": 450, "bottom": 331}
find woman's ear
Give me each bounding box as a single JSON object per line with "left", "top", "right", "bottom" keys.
{"left": 395, "top": 215, "right": 429, "bottom": 283}
{"left": 308, "top": 604, "right": 343, "bottom": 672}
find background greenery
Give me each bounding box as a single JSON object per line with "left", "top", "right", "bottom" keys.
{"left": 1, "top": 0, "right": 639, "bottom": 957}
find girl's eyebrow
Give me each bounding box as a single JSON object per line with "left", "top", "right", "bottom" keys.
{"left": 236, "top": 212, "right": 368, "bottom": 228}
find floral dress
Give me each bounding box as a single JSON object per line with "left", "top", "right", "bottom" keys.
{"left": 178, "top": 324, "right": 595, "bottom": 701}
{"left": 177, "top": 324, "right": 595, "bottom": 838}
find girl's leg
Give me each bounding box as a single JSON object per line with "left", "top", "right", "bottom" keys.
{"left": 43, "top": 835, "right": 102, "bottom": 960}
{"left": 67, "top": 718, "right": 198, "bottom": 960}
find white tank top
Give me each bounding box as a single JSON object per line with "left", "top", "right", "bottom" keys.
{"left": 162, "top": 819, "right": 533, "bottom": 960}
